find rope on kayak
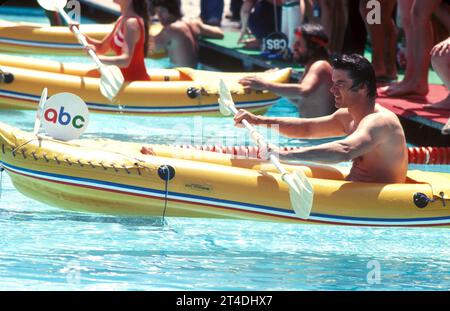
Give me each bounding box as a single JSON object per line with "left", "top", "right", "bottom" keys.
{"left": 11, "top": 138, "right": 41, "bottom": 155}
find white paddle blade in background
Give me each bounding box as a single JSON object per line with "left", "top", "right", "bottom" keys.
{"left": 218, "top": 79, "right": 233, "bottom": 116}
{"left": 442, "top": 118, "right": 450, "bottom": 135}
{"left": 99, "top": 65, "right": 125, "bottom": 101}
{"left": 37, "top": 0, "right": 67, "bottom": 12}
{"left": 34, "top": 88, "right": 48, "bottom": 136}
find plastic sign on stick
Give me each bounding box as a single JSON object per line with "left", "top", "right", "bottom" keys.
{"left": 42, "top": 92, "right": 90, "bottom": 141}
{"left": 263, "top": 32, "right": 289, "bottom": 53}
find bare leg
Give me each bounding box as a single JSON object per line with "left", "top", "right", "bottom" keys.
{"left": 433, "top": 3, "right": 450, "bottom": 32}
{"left": 332, "top": 0, "right": 348, "bottom": 54}
{"left": 319, "top": 0, "right": 348, "bottom": 53}
{"left": 384, "top": 0, "right": 441, "bottom": 96}
{"left": 319, "top": 0, "right": 333, "bottom": 49}
{"left": 424, "top": 51, "right": 450, "bottom": 110}
{"left": 360, "top": 0, "right": 397, "bottom": 79}
{"left": 378, "top": 0, "right": 413, "bottom": 93}
{"left": 383, "top": 0, "right": 398, "bottom": 80}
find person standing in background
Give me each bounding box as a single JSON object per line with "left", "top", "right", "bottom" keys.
{"left": 319, "top": 0, "right": 348, "bottom": 53}
{"left": 379, "top": 0, "right": 445, "bottom": 97}
{"left": 200, "top": 0, "right": 224, "bottom": 26}
{"left": 359, "top": 0, "right": 397, "bottom": 83}
{"left": 238, "top": 0, "right": 283, "bottom": 49}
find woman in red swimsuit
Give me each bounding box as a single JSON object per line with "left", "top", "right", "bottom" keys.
{"left": 72, "top": 0, "right": 150, "bottom": 81}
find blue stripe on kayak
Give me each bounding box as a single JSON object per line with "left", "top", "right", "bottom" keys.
{"left": 0, "top": 89, "right": 276, "bottom": 111}
{"left": 2, "top": 160, "right": 450, "bottom": 224}
{"left": 311, "top": 212, "right": 450, "bottom": 223}
{"left": 0, "top": 36, "right": 81, "bottom": 48}
{"left": 86, "top": 99, "right": 274, "bottom": 111}
{"left": 1, "top": 161, "right": 293, "bottom": 215}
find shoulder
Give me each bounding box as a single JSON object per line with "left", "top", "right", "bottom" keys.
{"left": 163, "top": 21, "right": 189, "bottom": 36}
{"left": 359, "top": 107, "right": 400, "bottom": 135}
{"left": 167, "top": 21, "right": 188, "bottom": 32}
{"left": 307, "top": 60, "right": 332, "bottom": 77}
{"left": 124, "top": 17, "right": 141, "bottom": 32}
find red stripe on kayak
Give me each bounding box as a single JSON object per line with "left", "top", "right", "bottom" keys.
{"left": 5, "top": 166, "right": 450, "bottom": 227}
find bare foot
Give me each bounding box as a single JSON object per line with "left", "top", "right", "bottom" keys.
{"left": 378, "top": 81, "right": 428, "bottom": 97}
{"left": 242, "top": 38, "right": 261, "bottom": 49}
{"left": 423, "top": 94, "right": 450, "bottom": 110}
{"left": 140, "top": 146, "right": 155, "bottom": 155}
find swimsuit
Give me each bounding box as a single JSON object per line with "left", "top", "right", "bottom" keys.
{"left": 110, "top": 16, "right": 150, "bottom": 81}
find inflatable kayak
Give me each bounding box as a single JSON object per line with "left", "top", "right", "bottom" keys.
{"left": 0, "top": 19, "right": 166, "bottom": 58}
{"left": 0, "top": 55, "right": 290, "bottom": 115}
{"left": 1, "top": 122, "right": 449, "bottom": 227}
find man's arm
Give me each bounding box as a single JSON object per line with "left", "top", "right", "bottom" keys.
{"left": 193, "top": 20, "right": 224, "bottom": 39}
{"left": 234, "top": 109, "right": 349, "bottom": 139}
{"left": 239, "top": 61, "right": 330, "bottom": 99}
{"left": 278, "top": 114, "right": 385, "bottom": 163}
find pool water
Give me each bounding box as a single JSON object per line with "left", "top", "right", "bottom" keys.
{"left": 1, "top": 5, "right": 450, "bottom": 291}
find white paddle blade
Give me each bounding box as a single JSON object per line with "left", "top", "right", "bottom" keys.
{"left": 218, "top": 79, "right": 235, "bottom": 115}
{"left": 34, "top": 88, "right": 48, "bottom": 136}
{"left": 37, "top": 0, "right": 67, "bottom": 12}
{"left": 283, "top": 170, "right": 313, "bottom": 219}
{"left": 442, "top": 118, "right": 450, "bottom": 135}
{"left": 99, "top": 65, "right": 124, "bottom": 101}
{"left": 218, "top": 98, "right": 231, "bottom": 116}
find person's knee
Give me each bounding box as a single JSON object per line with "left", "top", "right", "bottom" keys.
{"left": 431, "top": 53, "right": 450, "bottom": 70}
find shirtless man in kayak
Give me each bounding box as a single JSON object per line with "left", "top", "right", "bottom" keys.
{"left": 149, "top": 0, "right": 224, "bottom": 68}
{"left": 234, "top": 54, "right": 408, "bottom": 183}
{"left": 239, "top": 24, "right": 335, "bottom": 118}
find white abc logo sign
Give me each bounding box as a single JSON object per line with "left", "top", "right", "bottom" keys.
{"left": 42, "top": 93, "right": 90, "bottom": 141}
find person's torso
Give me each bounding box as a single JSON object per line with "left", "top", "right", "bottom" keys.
{"left": 111, "top": 16, "right": 149, "bottom": 81}
{"left": 296, "top": 61, "right": 335, "bottom": 118}
{"left": 345, "top": 107, "right": 408, "bottom": 183}
{"left": 165, "top": 20, "right": 199, "bottom": 68}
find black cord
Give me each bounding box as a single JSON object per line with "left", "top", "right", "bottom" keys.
{"left": 0, "top": 165, "right": 4, "bottom": 200}
{"left": 162, "top": 165, "right": 170, "bottom": 222}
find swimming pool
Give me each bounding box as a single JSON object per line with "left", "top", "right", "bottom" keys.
{"left": 0, "top": 6, "right": 450, "bottom": 291}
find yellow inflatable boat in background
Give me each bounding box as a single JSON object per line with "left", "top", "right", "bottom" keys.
{"left": 0, "top": 19, "right": 166, "bottom": 58}
{"left": 1, "top": 122, "right": 449, "bottom": 228}
{"left": 0, "top": 55, "right": 291, "bottom": 116}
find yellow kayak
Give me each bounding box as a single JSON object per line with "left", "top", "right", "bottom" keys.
{"left": 1, "top": 122, "right": 449, "bottom": 227}
{"left": 0, "top": 54, "right": 290, "bottom": 116}
{"left": 0, "top": 19, "right": 166, "bottom": 58}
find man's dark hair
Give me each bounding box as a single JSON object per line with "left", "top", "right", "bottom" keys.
{"left": 295, "top": 23, "right": 329, "bottom": 61}
{"left": 331, "top": 54, "right": 377, "bottom": 99}
{"left": 151, "top": 0, "right": 183, "bottom": 19}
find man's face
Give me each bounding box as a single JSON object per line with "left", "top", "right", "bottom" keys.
{"left": 155, "top": 6, "right": 171, "bottom": 25}
{"left": 330, "top": 69, "right": 363, "bottom": 109}
{"left": 292, "top": 36, "right": 309, "bottom": 65}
